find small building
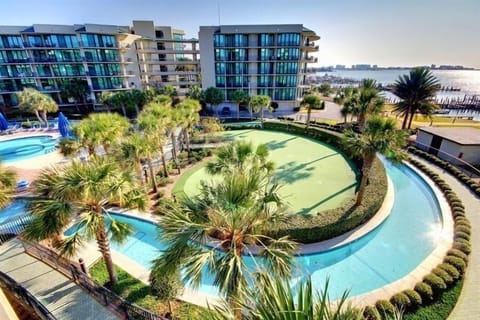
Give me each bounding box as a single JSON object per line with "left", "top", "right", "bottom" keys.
{"left": 416, "top": 127, "right": 480, "bottom": 165}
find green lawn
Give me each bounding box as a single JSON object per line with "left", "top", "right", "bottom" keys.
{"left": 89, "top": 261, "right": 205, "bottom": 318}
{"left": 173, "top": 129, "right": 358, "bottom": 215}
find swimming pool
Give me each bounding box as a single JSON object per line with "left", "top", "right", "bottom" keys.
{"left": 0, "top": 135, "right": 57, "bottom": 163}
{"left": 65, "top": 156, "right": 443, "bottom": 300}
{"left": 0, "top": 200, "right": 26, "bottom": 224}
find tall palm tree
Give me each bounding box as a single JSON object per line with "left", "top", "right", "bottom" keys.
{"left": 354, "top": 79, "right": 384, "bottom": 132}
{"left": 334, "top": 87, "right": 358, "bottom": 124}
{"left": 151, "top": 167, "right": 297, "bottom": 320}
{"left": 250, "top": 95, "right": 272, "bottom": 123}
{"left": 72, "top": 112, "right": 130, "bottom": 156}
{"left": 206, "top": 140, "right": 274, "bottom": 175}
{"left": 301, "top": 94, "right": 323, "bottom": 130}
{"left": 230, "top": 90, "right": 249, "bottom": 120}
{"left": 203, "top": 274, "right": 362, "bottom": 320}
{"left": 176, "top": 98, "right": 201, "bottom": 155}
{"left": 17, "top": 88, "right": 58, "bottom": 127}
{"left": 22, "top": 157, "right": 147, "bottom": 285}
{"left": 343, "top": 116, "right": 407, "bottom": 206}
{"left": 392, "top": 67, "right": 440, "bottom": 129}
{"left": 116, "top": 132, "right": 150, "bottom": 186}
{"left": 0, "top": 163, "right": 15, "bottom": 209}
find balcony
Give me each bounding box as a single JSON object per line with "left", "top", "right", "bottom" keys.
{"left": 0, "top": 58, "right": 30, "bottom": 64}
{"left": 302, "top": 42, "right": 319, "bottom": 52}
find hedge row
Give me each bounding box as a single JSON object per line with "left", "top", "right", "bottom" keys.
{"left": 408, "top": 146, "right": 480, "bottom": 196}
{"left": 364, "top": 157, "right": 471, "bottom": 319}
{"left": 258, "top": 121, "right": 388, "bottom": 243}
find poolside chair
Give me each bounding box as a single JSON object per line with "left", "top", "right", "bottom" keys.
{"left": 16, "top": 180, "right": 30, "bottom": 192}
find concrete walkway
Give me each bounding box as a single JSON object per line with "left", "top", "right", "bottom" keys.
{"left": 0, "top": 239, "right": 118, "bottom": 320}
{"left": 411, "top": 156, "right": 480, "bottom": 319}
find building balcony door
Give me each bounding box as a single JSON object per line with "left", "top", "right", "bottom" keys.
{"left": 428, "top": 135, "right": 443, "bottom": 156}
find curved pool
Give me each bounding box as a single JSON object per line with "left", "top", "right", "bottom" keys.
{"left": 0, "top": 135, "right": 57, "bottom": 163}
{"left": 64, "top": 156, "right": 443, "bottom": 300}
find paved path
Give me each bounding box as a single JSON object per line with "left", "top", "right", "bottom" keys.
{"left": 0, "top": 239, "right": 118, "bottom": 320}
{"left": 411, "top": 156, "right": 480, "bottom": 319}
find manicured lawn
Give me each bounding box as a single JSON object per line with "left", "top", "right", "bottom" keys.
{"left": 404, "top": 279, "right": 464, "bottom": 320}
{"left": 173, "top": 129, "right": 358, "bottom": 215}
{"left": 89, "top": 261, "right": 205, "bottom": 318}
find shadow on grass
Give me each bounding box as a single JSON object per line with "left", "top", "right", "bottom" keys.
{"left": 264, "top": 136, "right": 298, "bottom": 151}
{"left": 297, "top": 183, "right": 357, "bottom": 215}
{"left": 274, "top": 153, "right": 340, "bottom": 184}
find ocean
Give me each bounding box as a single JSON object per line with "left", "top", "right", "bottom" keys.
{"left": 318, "top": 69, "right": 480, "bottom": 97}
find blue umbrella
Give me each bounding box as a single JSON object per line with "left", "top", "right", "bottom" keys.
{"left": 58, "top": 112, "right": 71, "bottom": 137}
{"left": 0, "top": 113, "right": 8, "bottom": 131}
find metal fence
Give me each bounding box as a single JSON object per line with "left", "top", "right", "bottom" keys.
{"left": 21, "top": 239, "right": 166, "bottom": 320}
{"left": 0, "top": 214, "right": 31, "bottom": 245}
{"left": 0, "top": 271, "right": 55, "bottom": 320}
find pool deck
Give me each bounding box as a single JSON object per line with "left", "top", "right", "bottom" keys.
{"left": 408, "top": 156, "right": 480, "bottom": 320}
{"left": 0, "top": 239, "right": 118, "bottom": 320}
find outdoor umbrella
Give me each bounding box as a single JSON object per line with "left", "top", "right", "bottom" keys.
{"left": 0, "top": 112, "right": 8, "bottom": 131}
{"left": 58, "top": 112, "right": 71, "bottom": 137}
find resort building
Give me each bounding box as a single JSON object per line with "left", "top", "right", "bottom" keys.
{"left": 416, "top": 127, "right": 480, "bottom": 165}
{"left": 131, "top": 21, "right": 200, "bottom": 95}
{"left": 0, "top": 21, "right": 199, "bottom": 110}
{"left": 198, "top": 24, "right": 319, "bottom": 112}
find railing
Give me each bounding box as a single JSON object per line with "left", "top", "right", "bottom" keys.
{"left": 0, "top": 214, "right": 31, "bottom": 245}
{"left": 0, "top": 271, "right": 56, "bottom": 320}
{"left": 22, "top": 239, "right": 166, "bottom": 320}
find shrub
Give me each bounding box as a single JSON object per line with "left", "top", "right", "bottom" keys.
{"left": 454, "top": 231, "right": 470, "bottom": 242}
{"left": 390, "top": 292, "right": 411, "bottom": 309}
{"left": 455, "top": 225, "right": 471, "bottom": 236}
{"left": 455, "top": 220, "right": 471, "bottom": 229}
{"left": 157, "top": 177, "right": 173, "bottom": 187}
{"left": 363, "top": 305, "right": 381, "bottom": 320}
{"left": 402, "top": 289, "right": 422, "bottom": 308}
{"left": 375, "top": 300, "right": 395, "bottom": 317}
{"left": 423, "top": 274, "right": 447, "bottom": 293}
{"left": 453, "top": 241, "right": 472, "bottom": 255}
{"left": 444, "top": 256, "right": 466, "bottom": 274}
{"left": 432, "top": 268, "right": 454, "bottom": 286}
{"left": 438, "top": 263, "right": 460, "bottom": 280}
{"left": 415, "top": 282, "right": 433, "bottom": 301}
{"left": 447, "top": 249, "right": 468, "bottom": 262}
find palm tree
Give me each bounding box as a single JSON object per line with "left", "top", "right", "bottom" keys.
{"left": 17, "top": 88, "right": 58, "bottom": 127}
{"left": 186, "top": 85, "right": 203, "bottom": 101}
{"left": 354, "top": 79, "right": 384, "bottom": 132}
{"left": 392, "top": 67, "right": 440, "bottom": 129}
{"left": 72, "top": 113, "right": 130, "bottom": 156}
{"left": 203, "top": 87, "right": 225, "bottom": 115}
{"left": 334, "top": 87, "right": 359, "bottom": 124}
{"left": 0, "top": 163, "right": 15, "bottom": 209}
{"left": 22, "top": 157, "right": 147, "bottom": 285}
{"left": 343, "top": 116, "right": 407, "bottom": 206}
{"left": 116, "top": 132, "right": 150, "bottom": 186}
{"left": 206, "top": 140, "right": 274, "bottom": 175}
{"left": 230, "top": 90, "right": 249, "bottom": 120}
{"left": 203, "top": 274, "right": 362, "bottom": 320}
{"left": 151, "top": 167, "right": 297, "bottom": 320}
{"left": 250, "top": 95, "right": 272, "bottom": 123}
{"left": 301, "top": 94, "right": 323, "bottom": 129}
{"left": 59, "top": 79, "right": 90, "bottom": 113}
{"left": 176, "top": 98, "right": 201, "bottom": 156}
{"left": 58, "top": 137, "right": 81, "bottom": 158}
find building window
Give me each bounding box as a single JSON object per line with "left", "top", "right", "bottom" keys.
{"left": 276, "top": 48, "right": 299, "bottom": 60}
{"left": 258, "top": 63, "right": 273, "bottom": 74}
{"left": 275, "top": 62, "right": 299, "bottom": 74}
{"left": 276, "top": 33, "right": 300, "bottom": 46}
{"left": 155, "top": 30, "right": 164, "bottom": 38}
{"left": 275, "top": 88, "right": 296, "bottom": 100}
{"left": 258, "top": 48, "right": 274, "bottom": 61}
{"left": 258, "top": 34, "right": 274, "bottom": 46}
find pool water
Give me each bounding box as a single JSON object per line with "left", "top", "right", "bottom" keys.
{"left": 65, "top": 157, "right": 443, "bottom": 299}
{"left": 0, "top": 200, "right": 27, "bottom": 224}
{"left": 0, "top": 135, "right": 57, "bottom": 163}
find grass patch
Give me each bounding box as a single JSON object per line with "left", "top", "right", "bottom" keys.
{"left": 171, "top": 161, "right": 208, "bottom": 196}
{"left": 89, "top": 260, "right": 205, "bottom": 318}
{"left": 404, "top": 279, "right": 464, "bottom": 320}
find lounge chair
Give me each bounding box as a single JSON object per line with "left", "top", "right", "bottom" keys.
{"left": 16, "top": 180, "right": 30, "bottom": 192}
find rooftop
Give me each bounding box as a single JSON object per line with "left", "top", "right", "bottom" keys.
{"left": 418, "top": 127, "right": 480, "bottom": 145}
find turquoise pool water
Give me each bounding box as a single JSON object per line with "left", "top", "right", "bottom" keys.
{"left": 0, "top": 200, "right": 26, "bottom": 224}
{"left": 0, "top": 135, "right": 57, "bottom": 163}
{"left": 65, "top": 157, "right": 442, "bottom": 299}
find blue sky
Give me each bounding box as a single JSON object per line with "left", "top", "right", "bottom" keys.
{"left": 2, "top": 0, "right": 479, "bottom": 68}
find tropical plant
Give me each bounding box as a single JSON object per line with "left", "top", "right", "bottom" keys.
{"left": 230, "top": 90, "right": 249, "bottom": 120}
{"left": 202, "top": 274, "right": 363, "bottom": 320}
{"left": 72, "top": 112, "right": 130, "bottom": 155}
{"left": 203, "top": 87, "right": 224, "bottom": 114}
{"left": 354, "top": 79, "right": 384, "bottom": 132}
{"left": 17, "top": 88, "right": 58, "bottom": 127}
{"left": 186, "top": 85, "right": 203, "bottom": 101}
{"left": 318, "top": 83, "right": 333, "bottom": 97}
{"left": 149, "top": 269, "right": 183, "bottom": 317}
{"left": 343, "top": 116, "right": 407, "bottom": 206}
{"left": 334, "top": 87, "right": 359, "bottom": 124}
{"left": 392, "top": 67, "right": 440, "bottom": 129}
{"left": 199, "top": 117, "right": 224, "bottom": 143}
{"left": 176, "top": 98, "right": 201, "bottom": 155}
{"left": 206, "top": 140, "right": 274, "bottom": 175}
{"left": 151, "top": 167, "right": 297, "bottom": 320}
{"left": 59, "top": 79, "right": 90, "bottom": 113}
{"left": 22, "top": 157, "right": 147, "bottom": 285}
{"left": 58, "top": 137, "right": 81, "bottom": 158}
{"left": 301, "top": 94, "right": 324, "bottom": 129}
{"left": 0, "top": 163, "right": 15, "bottom": 209}
{"left": 157, "top": 85, "right": 179, "bottom": 101}
{"left": 250, "top": 95, "right": 272, "bottom": 123}
{"left": 116, "top": 132, "right": 152, "bottom": 186}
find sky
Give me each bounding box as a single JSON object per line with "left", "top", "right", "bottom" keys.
{"left": 1, "top": 0, "right": 479, "bottom": 68}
